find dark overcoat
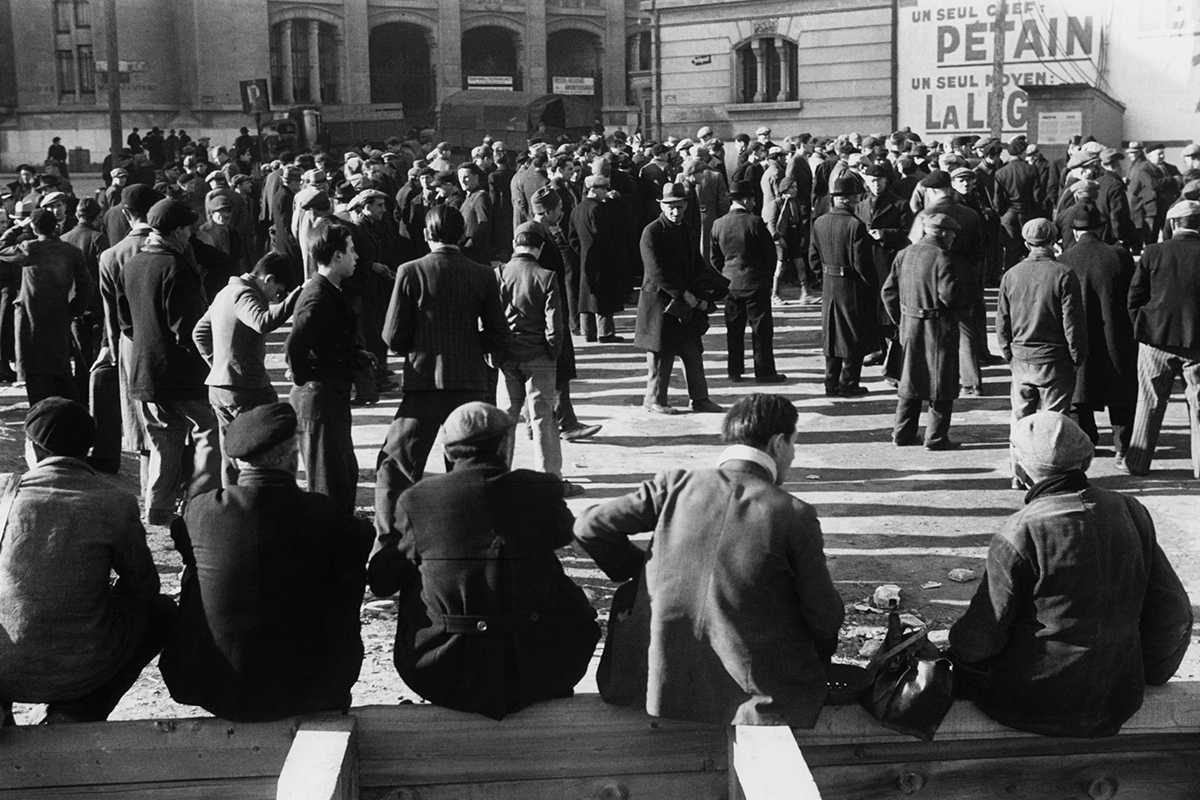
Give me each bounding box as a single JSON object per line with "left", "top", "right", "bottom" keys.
{"left": 533, "top": 220, "right": 576, "bottom": 382}
{"left": 160, "top": 470, "right": 373, "bottom": 721}
{"left": 810, "top": 206, "right": 877, "bottom": 358}
{"left": 882, "top": 238, "right": 964, "bottom": 401}
{"left": 0, "top": 239, "right": 94, "bottom": 378}
{"left": 1056, "top": 235, "right": 1137, "bottom": 407}
{"left": 367, "top": 456, "right": 600, "bottom": 720}
{"left": 856, "top": 190, "right": 912, "bottom": 324}
{"left": 635, "top": 214, "right": 729, "bottom": 354}
{"left": 569, "top": 197, "right": 628, "bottom": 316}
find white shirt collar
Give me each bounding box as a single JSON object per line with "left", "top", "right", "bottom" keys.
{"left": 715, "top": 445, "right": 777, "bottom": 483}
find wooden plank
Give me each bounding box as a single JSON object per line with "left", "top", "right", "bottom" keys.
{"left": 354, "top": 697, "right": 727, "bottom": 787}
{"left": 0, "top": 777, "right": 277, "bottom": 799}
{"left": 808, "top": 748, "right": 1200, "bottom": 800}
{"left": 360, "top": 771, "right": 727, "bottom": 800}
{"left": 276, "top": 718, "right": 358, "bottom": 800}
{"left": 0, "top": 717, "right": 297, "bottom": 790}
{"left": 729, "top": 726, "right": 822, "bottom": 800}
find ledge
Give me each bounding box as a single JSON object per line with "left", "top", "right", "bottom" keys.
{"left": 725, "top": 101, "right": 804, "bottom": 115}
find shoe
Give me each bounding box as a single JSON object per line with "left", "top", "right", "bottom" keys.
{"left": 862, "top": 352, "right": 884, "bottom": 367}
{"left": 145, "top": 508, "right": 175, "bottom": 527}
{"left": 644, "top": 402, "right": 678, "bottom": 415}
{"left": 598, "top": 334, "right": 625, "bottom": 343}
{"left": 728, "top": 374, "right": 744, "bottom": 383}
{"left": 837, "top": 385, "right": 869, "bottom": 398}
{"left": 771, "top": 295, "right": 789, "bottom": 307}
{"left": 980, "top": 353, "right": 1005, "bottom": 366}
{"left": 1114, "top": 455, "right": 1129, "bottom": 473}
{"left": 893, "top": 436, "right": 921, "bottom": 447}
{"left": 824, "top": 387, "right": 840, "bottom": 397}
{"left": 375, "top": 378, "right": 399, "bottom": 393}
{"left": 961, "top": 386, "right": 981, "bottom": 397}
{"left": 562, "top": 480, "right": 585, "bottom": 498}
{"left": 689, "top": 398, "right": 724, "bottom": 413}
{"left": 561, "top": 423, "right": 602, "bottom": 441}
{"left": 755, "top": 373, "right": 788, "bottom": 384}
{"left": 925, "top": 439, "right": 961, "bottom": 451}
{"left": 798, "top": 290, "right": 821, "bottom": 306}
{"left": 885, "top": 377, "right": 899, "bottom": 387}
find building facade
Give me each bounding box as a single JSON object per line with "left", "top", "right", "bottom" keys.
{"left": 0, "top": 0, "right": 641, "bottom": 169}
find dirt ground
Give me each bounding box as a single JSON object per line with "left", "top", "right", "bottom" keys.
{"left": 7, "top": 287, "right": 1200, "bottom": 725}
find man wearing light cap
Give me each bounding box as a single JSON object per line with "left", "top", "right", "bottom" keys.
{"left": 160, "top": 402, "right": 373, "bottom": 721}
{"left": 997, "top": 217, "right": 1086, "bottom": 484}
{"left": 117, "top": 199, "right": 221, "bottom": 525}
{"left": 882, "top": 212, "right": 965, "bottom": 449}
{"left": 0, "top": 398, "right": 177, "bottom": 724}
{"left": 368, "top": 400, "right": 600, "bottom": 720}
{"left": 1125, "top": 198, "right": 1200, "bottom": 477}
{"left": 950, "top": 411, "right": 1192, "bottom": 737}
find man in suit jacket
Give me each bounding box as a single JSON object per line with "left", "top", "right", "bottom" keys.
{"left": 161, "top": 403, "right": 373, "bottom": 721}
{"left": 575, "top": 394, "right": 845, "bottom": 727}
{"left": 711, "top": 180, "right": 784, "bottom": 384}
{"left": 456, "top": 163, "right": 493, "bottom": 265}
{"left": 1124, "top": 199, "right": 1200, "bottom": 477}
{"left": 635, "top": 183, "right": 728, "bottom": 414}
{"left": 373, "top": 206, "right": 509, "bottom": 541}
{"left": 116, "top": 199, "right": 220, "bottom": 526}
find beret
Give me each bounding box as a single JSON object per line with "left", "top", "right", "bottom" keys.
{"left": 1166, "top": 199, "right": 1200, "bottom": 220}
{"left": 1021, "top": 217, "right": 1057, "bottom": 245}
{"left": 919, "top": 170, "right": 952, "bottom": 189}
{"left": 921, "top": 212, "right": 961, "bottom": 232}
{"left": 147, "top": 198, "right": 200, "bottom": 233}
{"left": 441, "top": 402, "right": 515, "bottom": 448}
{"left": 513, "top": 220, "right": 547, "bottom": 247}
{"left": 1011, "top": 411, "right": 1093, "bottom": 473}
{"left": 861, "top": 163, "right": 890, "bottom": 179}
{"left": 829, "top": 175, "right": 863, "bottom": 196}
{"left": 25, "top": 397, "right": 94, "bottom": 458}
{"left": 224, "top": 403, "right": 298, "bottom": 460}
{"left": 122, "top": 184, "right": 163, "bottom": 215}
{"left": 1071, "top": 202, "right": 1105, "bottom": 230}
{"left": 949, "top": 166, "right": 975, "bottom": 180}
{"left": 530, "top": 185, "right": 560, "bottom": 212}
{"left": 659, "top": 182, "right": 688, "bottom": 204}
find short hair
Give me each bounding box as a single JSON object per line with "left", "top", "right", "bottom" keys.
{"left": 235, "top": 436, "right": 298, "bottom": 472}
{"left": 721, "top": 394, "right": 799, "bottom": 449}
{"left": 311, "top": 220, "right": 354, "bottom": 266}
{"left": 513, "top": 226, "right": 546, "bottom": 249}
{"left": 249, "top": 251, "right": 296, "bottom": 290}
{"left": 456, "top": 162, "right": 485, "bottom": 182}
{"left": 531, "top": 151, "right": 550, "bottom": 168}
{"left": 75, "top": 197, "right": 102, "bottom": 222}
{"left": 424, "top": 205, "right": 465, "bottom": 245}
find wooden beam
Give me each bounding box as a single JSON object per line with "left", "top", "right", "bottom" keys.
{"left": 729, "top": 725, "right": 822, "bottom": 800}
{"left": 276, "top": 718, "right": 358, "bottom": 800}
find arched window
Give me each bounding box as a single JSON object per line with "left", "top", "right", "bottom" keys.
{"left": 269, "top": 19, "right": 340, "bottom": 105}
{"left": 735, "top": 37, "right": 798, "bottom": 104}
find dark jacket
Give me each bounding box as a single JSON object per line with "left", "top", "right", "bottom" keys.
{"left": 882, "top": 237, "right": 964, "bottom": 401}
{"left": 497, "top": 252, "right": 561, "bottom": 362}
{"left": 1129, "top": 230, "right": 1200, "bottom": 350}
{"left": 1097, "top": 171, "right": 1137, "bottom": 250}
{"left": 635, "top": 214, "right": 729, "bottom": 353}
{"left": 810, "top": 206, "right": 878, "bottom": 357}
{"left": 1056, "top": 235, "right": 1137, "bottom": 407}
{"left": 368, "top": 456, "right": 600, "bottom": 720}
{"left": 459, "top": 188, "right": 493, "bottom": 265}
{"left": 711, "top": 206, "right": 776, "bottom": 292}
{"left": 994, "top": 158, "right": 1043, "bottom": 214}
{"left": 569, "top": 196, "right": 629, "bottom": 316}
{"left": 161, "top": 469, "right": 373, "bottom": 721}
{"left": 532, "top": 220, "right": 577, "bottom": 381}
{"left": 285, "top": 273, "right": 364, "bottom": 388}
{"left": 0, "top": 238, "right": 95, "bottom": 377}
{"left": 116, "top": 240, "right": 209, "bottom": 401}
{"left": 383, "top": 249, "right": 508, "bottom": 393}
{"left": 950, "top": 479, "right": 1192, "bottom": 737}
{"left": 575, "top": 460, "right": 844, "bottom": 727}
{"left": 996, "top": 250, "right": 1086, "bottom": 366}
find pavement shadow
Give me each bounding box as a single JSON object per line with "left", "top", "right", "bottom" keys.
{"left": 597, "top": 434, "right": 723, "bottom": 448}
{"left": 823, "top": 531, "right": 996, "bottom": 547}
{"left": 817, "top": 502, "right": 1013, "bottom": 519}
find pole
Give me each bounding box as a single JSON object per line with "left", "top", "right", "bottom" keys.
{"left": 104, "top": 0, "right": 122, "bottom": 157}
{"left": 988, "top": 1, "right": 1007, "bottom": 139}
{"left": 651, "top": 0, "right": 661, "bottom": 141}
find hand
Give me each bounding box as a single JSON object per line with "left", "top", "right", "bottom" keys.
{"left": 868, "top": 228, "right": 883, "bottom": 241}
{"left": 681, "top": 290, "right": 700, "bottom": 309}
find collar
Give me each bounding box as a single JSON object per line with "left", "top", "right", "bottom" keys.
{"left": 235, "top": 467, "right": 297, "bottom": 488}
{"left": 1172, "top": 228, "right": 1200, "bottom": 239}
{"left": 715, "top": 445, "right": 777, "bottom": 483}
{"left": 32, "top": 455, "right": 95, "bottom": 474}
{"left": 430, "top": 243, "right": 460, "bottom": 253}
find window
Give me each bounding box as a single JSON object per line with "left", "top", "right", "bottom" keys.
{"left": 269, "top": 19, "right": 341, "bottom": 104}
{"left": 77, "top": 45, "right": 95, "bottom": 95}
{"left": 291, "top": 26, "right": 311, "bottom": 102}
{"left": 74, "top": 0, "right": 91, "bottom": 28}
{"left": 319, "top": 24, "right": 338, "bottom": 103}
{"left": 627, "top": 31, "right": 651, "bottom": 73}
{"left": 270, "top": 27, "right": 283, "bottom": 101}
{"left": 54, "top": 0, "right": 72, "bottom": 33}
{"left": 56, "top": 50, "right": 76, "bottom": 99}
{"left": 735, "top": 37, "right": 798, "bottom": 104}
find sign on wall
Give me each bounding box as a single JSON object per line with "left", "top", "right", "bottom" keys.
{"left": 897, "top": 0, "right": 1101, "bottom": 140}
{"left": 468, "top": 76, "right": 514, "bottom": 91}
{"left": 1036, "top": 111, "right": 1082, "bottom": 145}
{"left": 552, "top": 76, "right": 595, "bottom": 96}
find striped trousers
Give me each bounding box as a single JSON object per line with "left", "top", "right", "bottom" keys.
{"left": 1125, "top": 343, "right": 1200, "bottom": 477}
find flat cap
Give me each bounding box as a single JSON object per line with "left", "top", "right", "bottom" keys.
{"left": 530, "top": 185, "right": 560, "bottom": 213}
{"left": 110, "top": 168, "right": 129, "bottom": 178}
{"left": 1182, "top": 143, "right": 1200, "bottom": 159}
{"left": 1080, "top": 140, "right": 1105, "bottom": 155}
{"left": 147, "top": 198, "right": 199, "bottom": 233}
{"left": 205, "top": 171, "right": 228, "bottom": 185}
{"left": 348, "top": 189, "right": 387, "bottom": 209}
{"left": 584, "top": 174, "right": 610, "bottom": 189}
{"left": 861, "top": 163, "right": 890, "bottom": 179}
{"left": 1021, "top": 217, "right": 1057, "bottom": 245}
{"left": 696, "top": 126, "right": 714, "bottom": 140}
{"left": 919, "top": 170, "right": 952, "bottom": 189}
{"left": 675, "top": 138, "right": 695, "bottom": 151}
{"left": 513, "top": 220, "right": 547, "bottom": 248}
{"left": 755, "top": 126, "right": 771, "bottom": 136}
{"left": 122, "top": 184, "right": 163, "bottom": 215}
{"left": 298, "top": 189, "right": 332, "bottom": 212}
{"left": 1100, "top": 147, "right": 1125, "bottom": 164}
{"left": 441, "top": 402, "right": 514, "bottom": 448}
{"left": 950, "top": 166, "right": 975, "bottom": 180}
{"left": 1011, "top": 411, "right": 1093, "bottom": 473}
{"left": 436, "top": 141, "right": 451, "bottom": 151}
{"left": 921, "top": 212, "right": 961, "bottom": 232}
{"left": 25, "top": 397, "right": 95, "bottom": 458}
{"left": 38, "top": 191, "right": 68, "bottom": 207}
{"left": 224, "top": 403, "right": 298, "bottom": 460}
{"left": 1067, "top": 149, "right": 1099, "bottom": 169}
{"left": 1069, "top": 179, "right": 1099, "bottom": 196}
{"left": 1166, "top": 199, "right": 1200, "bottom": 220}
{"left": 207, "top": 193, "right": 234, "bottom": 212}
{"left": 659, "top": 182, "right": 688, "bottom": 204}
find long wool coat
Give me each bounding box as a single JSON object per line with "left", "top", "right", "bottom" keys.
{"left": 635, "top": 214, "right": 728, "bottom": 354}
{"left": 810, "top": 206, "right": 878, "bottom": 358}
{"left": 882, "top": 237, "right": 964, "bottom": 401}
{"left": 569, "top": 196, "right": 628, "bottom": 316}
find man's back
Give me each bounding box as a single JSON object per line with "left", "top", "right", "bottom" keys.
{"left": 997, "top": 255, "right": 1084, "bottom": 365}
{"left": 1130, "top": 231, "right": 1200, "bottom": 349}
{"left": 711, "top": 207, "right": 775, "bottom": 291}
{"left": 575, "top": 463, "right": 843, "bottom": 727}
{"left": 949, "top": 484, "right": 1191, "bottom": 736}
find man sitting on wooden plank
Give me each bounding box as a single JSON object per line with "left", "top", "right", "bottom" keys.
{"left": 574, "top": 393, "right": 845, "bottom": 727}
{"left": 368, "top": 401, "right": 600, "bottom": 720}
{"left": 949, "top": 411, "right": 1193, "bottom": 737}
{"left": 159, "top": 403, "right": 374, "bottom": 721}
{"left": 0, "top": 398, "right": 177, "bottom": 724}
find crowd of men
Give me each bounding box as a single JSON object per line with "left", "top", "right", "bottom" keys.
{"left": 0, "top": 121, "right": 1194, "bottom": 739}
